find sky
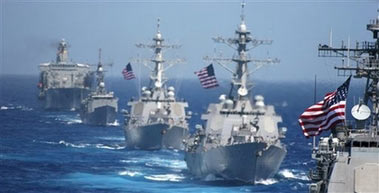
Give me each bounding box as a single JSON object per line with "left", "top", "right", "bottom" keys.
{"left": 1, "top": 0, "right": 377, "bottom": 82}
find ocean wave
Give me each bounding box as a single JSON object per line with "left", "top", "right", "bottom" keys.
{"left": 51, "top": 115, "right": 82, "bottom": 125}
{"left": 144, "top": 174, "right": 185, "bottom": 182}
{"left": 120, "top": 159, "right": 139, "bottom": 164}
{"left": 36, "top": 140, "right": 124, "bottom": 150}
{"left": 98, "top": 136, "right": 125, "bottom": 141}
{"left": 145, "top": 157, "right": 187, "bottom": 170}
{"left": 118, "top": 170, "right": 142, "bottom": 177}
{"left": 255, "top": 178, "right": 278, "bottom": 185}
{"left": 0, "top": 105, "right": 33, "bottom": 111}
{"left": 107, "top": 120, "right": 120, "bottom": 126}
{"left": 58, "top": 140, "right": 90, "bottom": 148}
{"left": 278, "top": 169, "right": 309, "bottom": 181}
{"left": 95, "top": 144, "right": 125, "bottom": 150}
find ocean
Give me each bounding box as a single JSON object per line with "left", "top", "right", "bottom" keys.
{"left": 0, "top": 75, "right": 363, "bottom": 193}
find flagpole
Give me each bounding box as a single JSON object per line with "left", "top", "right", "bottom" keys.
{"left": 313, "top": 74, "right": 317, "bottom": 150}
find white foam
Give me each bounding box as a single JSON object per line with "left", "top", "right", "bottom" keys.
{"left": 58, "top": 140, "right": 90, "bottom": 148}
{"left": 144, "top": 174, "right": 185, "bottom": 182}
{"left": 118, "top": 170, "right": 142, "bottom": 177}
{"left": 107, "top": 120, "right": 120, "bottom": 126}
{"left": 145, "top": 157, "right": 186, "bottom": 170}
{"left": 120, "top": 159, "right": 139, "bottom": 164}
{"left": 66, "top": 118, "right": 82, "bottom": 125}
{"left": 255, "top": 178, "right": 278, "bottom": 185}
{"left": 95, "top": 144, "right": 125, "bottom": 150}
{"left": 1, "top": 106, "right": 12, "bottom": 110}
{"left": 53, "top": 115, "right": 82, "bottom": 125}
{"left": 279, "top": 169, "right": 309, "bottom": 181}
{"left": 0, "top": 105, "right": 32, "bottom": 111}
{"left": 98, "top": 136, "right": 125, "bottom": 141}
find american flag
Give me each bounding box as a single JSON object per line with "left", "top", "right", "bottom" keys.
{"left": 122, "top": 63, "right": 136, "bottom": 80}
{"left": 194, "top": 64, "right": 219, "bottom": 89}
{"left": 298, "top": 76, "right": 351, "bottom": 137}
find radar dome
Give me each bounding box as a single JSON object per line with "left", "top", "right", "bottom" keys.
{"left": 144, "top": 90, "right": 151, "bottom": 96}
{"left": 168, "top": 91, "right": 175, "bottom": 98}
{"left": 141, "top": 86, "right": 147, "bottom": 91}
{"left": 155, "top": 81, "right": 162, "bottom": 88}
{"left": 99, "top": 82, "right": 105, "bottom": 88}
{"left": 219, "top": 94, "right": 226, "bottom": 102}
{"left": 98, "top": 67, "right": 103, "bottom": 72}
{"left": 254, "top": 95, "right": 265, "bottom": 107}
{"left": 168, "top": 86, "right": 175, "bottom": 92}
{"left": 239, "top": 22, "right": 247, "bottom": 32}
{"left": 225, "top": 99, "right": 234, "bottom": 109}
{"left": 156, "top": 32, "right": 162, "bottom": 39}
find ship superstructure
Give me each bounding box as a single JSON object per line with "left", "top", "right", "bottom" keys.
{"left": 38, "top": 39, "right": 93, "bottom": 110}
{"left": 123, "top": 19, "right": 191, "bottom": 150}
{"left": 184, "top": 3, "right": 287, "bottom": 183}
{"left": 308, "top": 11, "right": 379, "bottom": 193}
{"left": 80, "top": 49, "right": 118, "bottom": 126}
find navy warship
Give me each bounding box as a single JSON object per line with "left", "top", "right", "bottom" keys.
{"left": 307, "top": 11, "right": 379, "bottom": 193}
{"left": 38, "top": 39, "right": 93, "bottom": 110}
{"left": 80, "top": 49, "right": 118, "bottom": 126}
{"left": 184, "top": 3, "right": 287, "bottom": 183}
{"left": 123, "top": 19, "right": 191, "bottom": 150}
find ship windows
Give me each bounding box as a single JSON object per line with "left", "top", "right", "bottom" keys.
{"left": 352, "top": 140, "right": 379, "bottom": 148}
{"left": 369, "top": 141, "right": 378, "bottom": 147}
{"left": 361, "top": 141, "right": 369, "bottom": 147}
{"left": 352, "top": 141, "right": 361, "bottom": 147}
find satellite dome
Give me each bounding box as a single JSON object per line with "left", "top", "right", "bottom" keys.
{"left": 239, "top": 22, "right": 247, "bottom": 32}
{"left": 225, "top": 99, "right": 234, "bottom": 109}
{"left": 168, "top": 91, "right": 175, "bottom": 98}
{"left": 168, "top": 86, "right": 175, "bottom": 92}
{"left": 219, "top": 94, "right": 226, "bottom": 101}
{"left": 156, "top": 32, "right": 162, "bottom": 39}
{"left": 141, "top": 86, "right": 147, "bottom": 91}
{"left": 98, "top": 67, "right": 103, "bottom": 72}
{"left": 254, "top": 95, "right": 265, "bottom": 107}
{"left": 144, "top": 90, "right": 151, "bottom": 96}
{"left": 155, "top": 81, "right": 162, "bottom": 88}
{"left": 99, "top": 82, "right": 105, "bottom": 88}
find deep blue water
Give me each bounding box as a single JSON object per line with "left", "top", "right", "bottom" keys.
{"left": 0, "top": 75, "right": 364, "bottom": 193}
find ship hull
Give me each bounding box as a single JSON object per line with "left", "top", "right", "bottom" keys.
{"left": 184, "top": 142, "right": 286, "bottom": 183}
{"left": 43, "top": 88, "right": 90, "bottom": 110}
{"left": 80, "top": 105, "right": 117, "bottom": 126}
{"left": 124, "top": 123, "right": 188, "bottom": 150}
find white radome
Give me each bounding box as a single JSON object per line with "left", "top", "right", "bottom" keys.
{"left": 351, "top": 104, "right": 371, "bottom": 121}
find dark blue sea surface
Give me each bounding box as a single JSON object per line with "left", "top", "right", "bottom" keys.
{"left": 0, "top": 75, "right": 363, "bottom": 193}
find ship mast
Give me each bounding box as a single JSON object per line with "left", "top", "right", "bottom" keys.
{"left": 205, "top": 2, "right": 279, "bottom": 101}
{"left": 134, "top": 18, "right": 184, "bottom": 98}
{"left": 57, "top": 39, "right": 69, "bottom": 63}
{"left": 96, "top": 48, "right": 106, "bottom": 94}
{"left": 318, "top": 10, "right": 379, "bottom": 136}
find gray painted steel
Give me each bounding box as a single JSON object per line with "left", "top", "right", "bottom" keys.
{"left": 80, "top": 49, "right": 118, "bottom": 126}
{"left": 309, "top": 13, "right": 379, "bottom": 193}
{"left": 38, "top": 39, "right": 93, "bottom": 111}
{"left": 125, "top": 123, "right": 188, "bottom": 150}
{"left": 123, "top": 20, "right": 190, "bottom": 150}
{"left": 80, "top": 99, "right": 117, "bottom": 126}
{"left": 184, "top": 4, "right": 286, "bottom": 183}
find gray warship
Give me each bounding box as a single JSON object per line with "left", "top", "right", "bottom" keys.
{"left": 38, "top": 39, "right": 93, "bottom": 110}
{"left": 80, "top": 49, "right": 118, "bottom": 126}
{"left": 123, "top": 19, "right": 191, "bottom": 150}
{"left": 308, "top": 12, "right": 379, "bottom": 193}
{"left": 184, "top": 3, "right": 287, "bottom": 183}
